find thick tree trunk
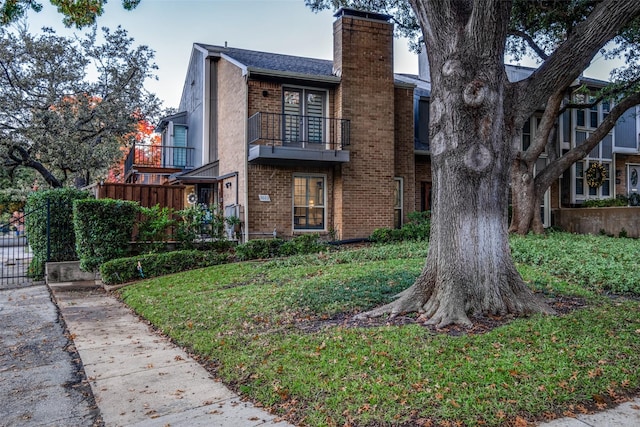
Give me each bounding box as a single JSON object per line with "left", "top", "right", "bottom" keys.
{"left": 358, "top": 0, "right": 554, "bottom": 327}
{"left": 509, "top": 159, "right": 537, "bottom": 235}
{"left": 357, "top": 123, "right": 553, "bottom": 326}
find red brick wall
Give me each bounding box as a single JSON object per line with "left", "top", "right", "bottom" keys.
{"left": 333, "top": 14, "right": 396, "bottom": 239}
{"left": 615, "top": 154, "right": 640, "bottom": 196}
{"left": 246, "top": 164, "right": 335, "bottom": 239}
{"left": 394, "top": 86, "right": 416, "bottom": 222}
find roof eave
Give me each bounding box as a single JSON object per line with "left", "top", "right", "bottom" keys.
{"left": 247, "top": 67, "right": 340, "bottom": 84}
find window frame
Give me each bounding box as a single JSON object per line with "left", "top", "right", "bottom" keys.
{"left": 394, "top": 177, "right": 403, "bottom": 229}
{"left": 292, "top": 174, "right": 327, "bottom": 232}
{"left": 282, "top": 86, "right": 329, "bottom": 147}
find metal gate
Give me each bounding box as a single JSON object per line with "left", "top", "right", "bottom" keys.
{"left": 0, "top": 198, "right": 75, "bottom": 288}
{"left": 0, "top": 208, "right": 34, "bottom": 287}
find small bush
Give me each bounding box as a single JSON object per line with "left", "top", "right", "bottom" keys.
{"left": 136, "top": 205, "right": 177, "bottom": 253}
{"left": 235, "top": 238, "right": 285, "bottom": 261}
{"left": 280, "top": 233, "right": 328, "bottom": 256}
{"left": 73, "top": 199, "right": 138, "bottom": 272}
{"left": 174, "top": 205, "right": 230, "bottom": 248}
{"left": 24, "top": 188, "right": 91, "bottom": 279}
{"left": 100, "top": 250, "right": 229, "bottom": 285}
{"left": 235, "top": 234, "right": 328, "bottom": 261}
{"left": 370, "top": 210, "right": 431, "bottom": 243}
{"left": 582, "top": 197, "right": 627, "bottom": 207}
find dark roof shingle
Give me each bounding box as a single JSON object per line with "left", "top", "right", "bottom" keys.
{"left": 196, "top": 44, "right": 335, "bottom": 78}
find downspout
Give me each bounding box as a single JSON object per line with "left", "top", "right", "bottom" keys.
{"left": 202, "top": 55, "right": 211, "bottom": 165}
{"left": 243, "top": 71, "right": 250, "bottom": 242}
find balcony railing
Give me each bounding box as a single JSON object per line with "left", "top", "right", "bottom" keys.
{"left": 248, "top": 112, "right": 350, "bottom": 150}
{"left": 124, "top": 144, "right": 194, "bottom": 176}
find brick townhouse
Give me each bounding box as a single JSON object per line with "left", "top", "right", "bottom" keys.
{"left": 141, "top": 8, "right": 430, "bottom": 241}
{"left": 123, "top": 7, "right": 640, "bottom": 240}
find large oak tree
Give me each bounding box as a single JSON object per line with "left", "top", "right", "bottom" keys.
{"left": 0, "top": 25, "right": 161, "bottom": 188}
{"left": 310, "top": 0, "right": 640, "bottom": 327}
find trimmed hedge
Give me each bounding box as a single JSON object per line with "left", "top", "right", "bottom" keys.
{"left": 100, "top": 250, "right": 230, "bottom": 285}
{"left": 235, "top": 234, "right": 329, "bottom": 261}
{"left": 24, "top": 188, "right": 91, "bottom": 279}
{"left": 73, "top": 199, "right": 138, "bottom": 272}
{"left": 370, "top": 211, "right": 431, "bottom": 243}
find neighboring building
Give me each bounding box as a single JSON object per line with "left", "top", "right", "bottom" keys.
{"left": 508, "top": 67, "right": 640, "bottom": 226}
{"left": 124, "top": 8, "right": 640, "bottom": 241}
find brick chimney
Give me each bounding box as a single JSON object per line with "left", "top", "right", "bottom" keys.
{"left": 332, "top": 8, "right": 396, "bottom": 239}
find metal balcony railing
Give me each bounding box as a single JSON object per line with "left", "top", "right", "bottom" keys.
{"left": 248, "top": 112, "right": 350, "bottom": 150}
{"left": 124, "top": 144, "right": 194, "bottom": 176}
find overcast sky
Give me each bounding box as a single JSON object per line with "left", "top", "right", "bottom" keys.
{"left": 25, "top": 0, "right": 620, "bottom": 110}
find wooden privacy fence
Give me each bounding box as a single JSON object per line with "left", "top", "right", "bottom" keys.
{"left": 88, "top": 183, "right": 186, "bottom": 210}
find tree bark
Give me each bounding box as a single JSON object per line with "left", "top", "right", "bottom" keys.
{"left": 356, "top": 0, "right": 640, "bottom": 326}
{"left": 355, "top": 0, "right": 554, "bottom": 327}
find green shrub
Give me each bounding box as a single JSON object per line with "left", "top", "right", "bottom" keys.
{"left": 235, "top": 234, "right": 329, "bottom": 261}
{"left": 73, "top": 199, "right": 138, "bottom": 272}
{"left": 280, "top": 233, "right": 328, "bottom": 256}
{"left": 174, "top": 205, "right": 228, "bottom": 248}
{"left": 235, "top": 238, "right": 285, "bottom": 261}
{"left": 24, "top": 188, "right": 91, "bottom": 279}
{"left": 369, "top": 227, "right": 404, "bottom": 243}
{"left": 582, "top": 197, "right": 628, "bottom": 207}
{"left": 100, "top": 250, "right": 229, "bottom": 285}
{"left": 136, "top": 204, "right": 177, "bottom": 253}
{"left": 370, "top": 210, "right": 431, "bottom": 243}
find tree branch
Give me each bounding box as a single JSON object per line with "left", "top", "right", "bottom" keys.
{"left": 508, "top": 28, "right": 549, "bottom": 61}
{"left": 513, "top": 0, "right": 640, "bottom": 120}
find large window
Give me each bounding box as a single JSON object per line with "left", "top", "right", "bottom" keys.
{"left": 571, "top": 93, "right": 614, "bottom": 203}
{"left": 293, "top": 175, "right": 325, "bottom": 230}
{"left": 575, "top": 160, "right": 611, "bottom": 199}
{"left": 283, "top": 88, "right": 326, "bottom": 146}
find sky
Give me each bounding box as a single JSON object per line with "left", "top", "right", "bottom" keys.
{"left": 24, "top": 0, "right": 622, "bottom": 110}
{"left": 24, "top": 0, "right": 419, "bottom": 109}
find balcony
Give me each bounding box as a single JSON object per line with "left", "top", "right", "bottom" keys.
{"left": 247, "top": 112, "right": 350, "bottom": 166}
{"left": 124, "top": 144, "right": 195, "bottom": 182}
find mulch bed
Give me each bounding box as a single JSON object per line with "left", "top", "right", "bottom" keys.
{"left": 295, "top": 294, "right": 587, "bottom": 336}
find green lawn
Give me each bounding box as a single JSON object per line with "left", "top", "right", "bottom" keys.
{"left": 118, "top": 234, "right": 640, "bottom": 426}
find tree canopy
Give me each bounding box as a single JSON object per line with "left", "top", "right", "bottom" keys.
{"left": 0, "top": 0, "right": 139, "bottom": 28}
{"left": 0, "top": 24, "right": 161, "bottom": 188}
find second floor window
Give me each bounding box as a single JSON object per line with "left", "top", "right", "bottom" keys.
{"left": 283, "top": 88, "right": 326, "bottom": 145}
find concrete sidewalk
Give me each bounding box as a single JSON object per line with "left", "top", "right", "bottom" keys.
{"left": 47, "top": 285, "right": 640, "bottom": 427}
{"left": 51, "top": 287, "right": 292, "bottom": 427}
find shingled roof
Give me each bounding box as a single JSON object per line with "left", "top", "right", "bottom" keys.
{"left": 196, "top": 44, "right": 336, "bottom": 79}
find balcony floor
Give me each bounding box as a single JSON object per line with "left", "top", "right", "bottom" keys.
{"left": 248, "top": 144, "right": 350, "bottom": 166}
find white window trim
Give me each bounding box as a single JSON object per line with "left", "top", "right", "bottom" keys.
{"left": 571, "top": 159, "right": 613, "bottom": 203}
{"left": 292, "top": 174, "right": 327, "bottom": 232}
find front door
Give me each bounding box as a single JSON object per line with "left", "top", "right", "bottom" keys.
{"left": 628, "top": 164, "right": 640, "bottom": 204}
